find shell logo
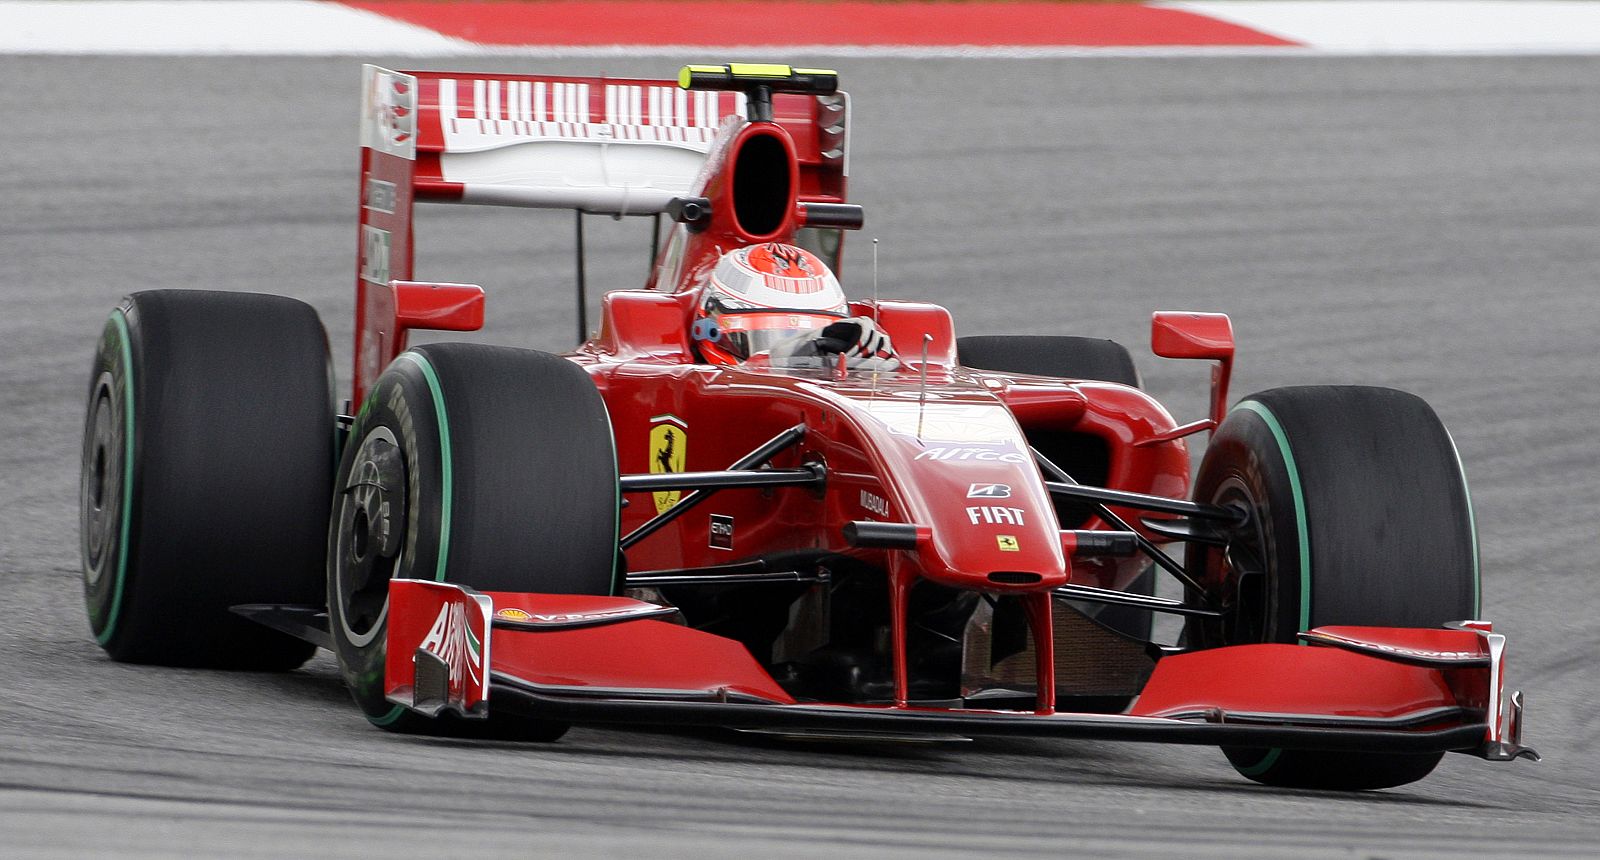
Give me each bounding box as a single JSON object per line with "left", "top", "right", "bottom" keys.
{"left": 495, "top": 608, "right": 533, "bottom": 622}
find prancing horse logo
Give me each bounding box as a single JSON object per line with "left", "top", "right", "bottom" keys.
{"left": 648, "top": 415, "right": 688, "bottom": 514}
{"left": 655, "top": 431, "right": 676, "bottom": 473}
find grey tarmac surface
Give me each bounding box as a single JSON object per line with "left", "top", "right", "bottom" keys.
{"left": 2, "top": 56, "right": 1597, "bottom": 857}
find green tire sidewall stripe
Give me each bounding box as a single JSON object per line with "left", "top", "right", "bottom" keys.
{"left": 368, "top": 351, "right": 454, "bottom": 728}
{"left": 95, "top": 310, "right": 136, "bottom": 645}
{"left": 370, "top": 702, "right": 406, "bottom": 727}
{"left": 1226, "top": 402, "right": 1306, "bottom": 777}
{"left": 1238, "top": 747, "right": 1283, "bottom": 776}
{"left": 1234, "top": 400, "right": 1312, "bottom": 635}
{"left": 393, "top": 351, "right": 454, "bottom": 585}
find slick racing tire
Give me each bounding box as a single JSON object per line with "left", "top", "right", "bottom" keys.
{"left": 956, "top": 334, "right": 1153, "bottom": 641}
{"left": 328, "top": 343, "right": 619, "bottom": 736}
{"left": 80, "top": 290, "right": 332, "bottom": 669}
{"left": 956, "top": 335, "right": 1140, "bottom": 389}
{"left": 1186, "top": 386, "right": 1478, "bottom": 791}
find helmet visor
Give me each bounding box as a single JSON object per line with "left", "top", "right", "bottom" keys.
{"left": 714, "top": 311, "right": 839, "bottom": 359}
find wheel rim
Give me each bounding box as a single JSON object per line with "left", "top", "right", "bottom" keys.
{"left": 333, "top": 426, "right": 407, "bottom": 648}
{"left": 81, "top": 374, "right": 122, "bottom": 589}
{"left": 1209, "top": 478, "right": 1270, "bottom": 646}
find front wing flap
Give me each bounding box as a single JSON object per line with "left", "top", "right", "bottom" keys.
{"left": 384, "top": 581, "right": 1535, "bottom": 760}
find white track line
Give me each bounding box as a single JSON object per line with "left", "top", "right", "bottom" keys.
{"left": 7, "top": 0, "right": 1600, "bottom": 56}
{"left": 1167, "top": 1, "right": 1600, "bottom": 55}
{"left": 0, "top": 1, "right": 467, "bottom": 55}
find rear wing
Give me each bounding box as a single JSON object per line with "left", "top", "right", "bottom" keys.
{"left": 353, "top": 65, "right": 850, "bottom": 403}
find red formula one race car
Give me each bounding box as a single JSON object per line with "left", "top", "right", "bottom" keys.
{"left": 79, "top": 64, "right": 1537, "bottom": 790}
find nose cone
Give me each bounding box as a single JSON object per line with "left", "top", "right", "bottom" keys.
{"left": 846, "top": 389, "right": 1067, "bottom": 591}
{"left": 913, "top": 466, "right": 1068, "bottom": 592}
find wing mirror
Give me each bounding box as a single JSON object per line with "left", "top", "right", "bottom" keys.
{"left": 392, "top": 281, "right": 485, "bottom": 332}
{"left": 1151, "top": 311, "right": 1234, "bottom": 362}
{"left": 1150, "top": 312, "right": 1234, "bottom": 437}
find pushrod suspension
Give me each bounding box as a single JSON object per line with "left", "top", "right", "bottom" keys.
{"left": 1043, "top": 482, "right": 1242, "bottom": 524}
{"left": 620, "top": 467, "right": 823, "bottom": 493}
{"left": 1032, "top": 447, "right": 1212, "bottom": 599}
{"left": 627, "top": 570, "right": 829, "bottom": 587}
{"left": 1053, "top": 583, "right": 1221, "bottom": 618}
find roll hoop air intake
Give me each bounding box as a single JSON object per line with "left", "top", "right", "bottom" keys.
{"left": 671, "top": 64, "right": 860, "bottom": 234}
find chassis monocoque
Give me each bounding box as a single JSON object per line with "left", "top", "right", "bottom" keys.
{"left": 78, "top": 64, "right": 1536, "bottom": 791}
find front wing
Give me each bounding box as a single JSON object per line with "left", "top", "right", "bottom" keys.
{"left": 382, "top": 580, "right": 1536, "bottom": 760}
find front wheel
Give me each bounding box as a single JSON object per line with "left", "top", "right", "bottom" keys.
{"left": 80, "top": 290, "right": 332, "bottom": 669}
{"left": 327, "top": 343, "right": 619, "bottom": 735}
{"left": 1186, "top": 386, "right": 1479, "bottom": 790}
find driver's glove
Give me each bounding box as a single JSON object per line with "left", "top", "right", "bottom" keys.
{"left": 815, "top": 316, "right": 896, "bottom": 360}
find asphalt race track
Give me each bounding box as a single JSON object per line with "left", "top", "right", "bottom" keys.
{"left": 3, "top": 56, "right": 1598, "bottom": 857}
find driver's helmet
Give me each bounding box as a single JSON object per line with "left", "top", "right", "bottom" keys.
{"left": 692, "top": 243, "right": 847, "bottom": 365}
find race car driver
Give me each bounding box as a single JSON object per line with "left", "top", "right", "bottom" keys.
{"left": 690, "top": 242, "right": 898, "bottom": 368}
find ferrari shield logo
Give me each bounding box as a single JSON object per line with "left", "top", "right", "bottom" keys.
{"left": 997, "top": 535, "right": 1020, "bottom": 552}
{"left": 649, "top": 415, "right": 687, "bottom": 514}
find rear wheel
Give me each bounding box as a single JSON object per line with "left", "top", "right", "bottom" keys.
{"left": 957, "top": 334, "right": 1153, "bottom": 640}
{"left": 327, "top": 343, "right": 619, "bottom": 736}
{"left": 80, "top": 290, "right": 332, "bottom": 669}
{"left": 1187, "top": 386, "right": 1479, "bottom": 790}
{"left": 957, "top": 335, "right": 1139, "bottom": 388}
